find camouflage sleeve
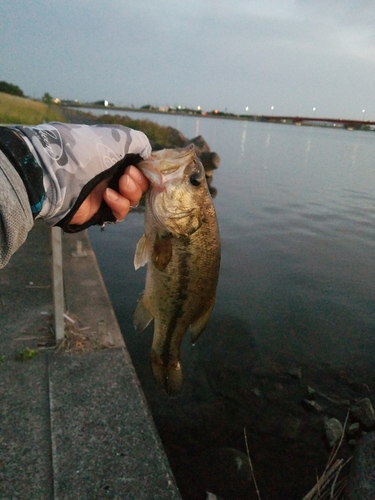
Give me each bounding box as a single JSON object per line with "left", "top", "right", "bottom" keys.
{"left": 0, "top": 150, "right": 34, "bottom": 269}
{"left": 15, "top": 122, "right": 152, "bottom": 232}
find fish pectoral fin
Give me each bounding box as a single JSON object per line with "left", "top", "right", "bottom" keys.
{"left": 152, "top": 233, "right": 173, "bottom": 272}
{"left": 189, "top": 297, "right": 216, "bottom": 345}
{"left": 133, "top": 294, "right": 153, "bottom": 332}
{"left": 134, "top": 234, "right": 149, "bottom": 270}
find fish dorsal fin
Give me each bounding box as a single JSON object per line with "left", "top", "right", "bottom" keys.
{"left": 134, "top": 234, "right": 149, "bottom": 270}
{"left": 152, "top": 233, "right": 173, "bottom": 272}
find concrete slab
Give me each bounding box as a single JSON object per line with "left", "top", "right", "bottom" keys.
{"left": 49, "top": 349, "right": 179, "bottom": 500}
{"left": 0, "top": 221, "right": 181, "bottom": 499}
{"left": 0, "top": 222, "right": 54, "bottom": 500}
{"left": 0, "top": 354, "right": 53, "bottom": 500}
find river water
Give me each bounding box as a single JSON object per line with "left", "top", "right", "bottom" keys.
{"left": 88, "top": 111, "right": 375, "bottom": 499}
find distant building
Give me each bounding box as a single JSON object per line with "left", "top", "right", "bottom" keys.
{"left": 93, "top": 100, "right": 114, "bottom": 107}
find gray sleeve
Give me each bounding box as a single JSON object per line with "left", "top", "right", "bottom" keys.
{"left": 0, "top": 150, "right": 34, "bottom": 268}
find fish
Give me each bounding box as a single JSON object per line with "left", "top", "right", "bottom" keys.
{"left": 133, "top": 144, "right": 221, "bottom": 396}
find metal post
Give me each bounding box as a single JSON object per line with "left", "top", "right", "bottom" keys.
{"left": 51, "top": 227, "right": 65, "bottom": 341}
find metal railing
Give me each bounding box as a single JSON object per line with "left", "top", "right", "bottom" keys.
{"left": 51, "top": 227, "right": 65, "bottom": 340}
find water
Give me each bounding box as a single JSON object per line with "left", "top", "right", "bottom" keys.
{"left": 89, "top": 112, "right": 375, "bottom": 499}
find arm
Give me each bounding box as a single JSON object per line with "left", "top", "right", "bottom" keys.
{"left": 0, "top": 122, "right": 151, "bottom": 268}
{"left": 0, "top": 149, "right": 34, "bottom": 268}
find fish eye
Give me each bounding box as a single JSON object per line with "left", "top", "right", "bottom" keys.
{"left": 189, "top": 173, "right": 202, "bottom": 187}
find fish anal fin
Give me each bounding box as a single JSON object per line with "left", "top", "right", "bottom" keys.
{"left": 134, "top": 234, "right": 149, "bottom": 270}
{"left": 133, "top": 294, "right": 153, "bottom": 332}
{"left": 152, "top": 233, "right": 173, "bottom": 272}
{"left": 189, "top": 297, "right": 216, "bottom": 345}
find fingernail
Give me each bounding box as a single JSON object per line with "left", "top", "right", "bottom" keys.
{"left": 125, "top": 176, "right": 137, "bottom": 191}
{"left": 106, "top": 188, "right": 119, "bottom": 201}
{"left": 128, "top": 165, "right": 143, "bottom": 182}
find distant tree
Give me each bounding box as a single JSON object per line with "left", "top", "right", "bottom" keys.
{"left": 0, "top": 81, "right": 24, "bottom": 97}
{"left": 42, "top": 92, "right": 53, "bottom": 104}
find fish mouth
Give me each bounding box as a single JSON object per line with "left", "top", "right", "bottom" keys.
{"left": 138, "top": 144, "right": 196, "bottom": 189}
{"left": 139, "top": 163, "right": 186, "bottom": 190}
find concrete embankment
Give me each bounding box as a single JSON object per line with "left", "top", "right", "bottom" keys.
{"left": 0, "top": 221, "right": 181, "bottom": 499}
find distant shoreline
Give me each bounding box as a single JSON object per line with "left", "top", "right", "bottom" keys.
{"left": 63, "top": 103, "right": 375, "bottom": 131}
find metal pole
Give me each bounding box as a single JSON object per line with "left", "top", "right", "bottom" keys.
{"left": 51, "top": 227, "right": 65, "bottom": 341}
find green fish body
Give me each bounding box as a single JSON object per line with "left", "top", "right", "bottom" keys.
{"left": 134, "top": 145, "right": 221, "bottom": 396}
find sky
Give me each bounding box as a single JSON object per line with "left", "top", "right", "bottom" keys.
{"left": 1, "top": 0, "right": 375, "bottom": 119}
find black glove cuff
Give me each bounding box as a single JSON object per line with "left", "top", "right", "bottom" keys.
{"left": 0, "top": 127, "right": 45, "bottom": 218}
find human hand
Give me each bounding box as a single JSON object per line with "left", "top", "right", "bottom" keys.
{"left": 70, "top": 165, "right": 149, "bottom": 226}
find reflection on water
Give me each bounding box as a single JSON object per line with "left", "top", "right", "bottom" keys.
{"left": 89, "top": 115, "right": 375, "bottom": 499}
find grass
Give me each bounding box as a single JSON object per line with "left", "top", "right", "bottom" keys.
{"left": 244, "top": 412, "right": 351, "bottom": 500}
{"left": 302, "top": 411, "right": 351, "bottom": 500}
{"left": 15, "top": 347, "right": 39, "bottom": 361}
{"left": 88, "top": 111, "right": 188, "bottom": 148}
{"left": 0, "top": 92, "right": 66, "bottom": 125}
{"left": 0, "top": 93, "right": 189, "bottom": 148}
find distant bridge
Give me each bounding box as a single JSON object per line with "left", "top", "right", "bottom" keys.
{"left": 251, "top": 115, "right": 375, "bottom": 128}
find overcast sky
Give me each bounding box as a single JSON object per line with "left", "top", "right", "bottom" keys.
{"left": 1, "top": 0, "right": 375, "bottom": 119}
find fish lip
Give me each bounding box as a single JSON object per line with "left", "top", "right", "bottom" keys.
{"left": 138, "top": 144, "right": 197, "bottom": 189}
{"left": 138, "top": 163, "right": 165, "bottom": 189}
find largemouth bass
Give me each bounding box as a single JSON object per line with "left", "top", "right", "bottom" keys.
{"left": 134, "top": 144, "right": 221, "bottom": 396}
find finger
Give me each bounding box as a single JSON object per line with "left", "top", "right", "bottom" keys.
{"left": 124, "top": 165, "right": 149, "bottom": 193}
{"left": 104, "top": 187, "right": 131, "bottom": 221}
{"left": 118, "top": 172, "right": 143, "bottom": 208}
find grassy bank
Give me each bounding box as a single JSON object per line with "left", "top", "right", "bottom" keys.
{"left": 0, "top": 93, "right": 189, "bottom": 149}
{"left": 0, "top": 94, "right": 188, "bottom": 148}
{"left": 0, "top": 92, "right": 66, "bottom": 124}
{"left": 62, "top": 108, "right": 188, "bottom": 148}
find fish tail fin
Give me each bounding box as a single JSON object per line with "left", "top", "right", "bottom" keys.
{"left": 151, "top": 353, "right": 183, "bottom": 397}
{"left": 165, "top": 364, "right": 183, "bottom": 397}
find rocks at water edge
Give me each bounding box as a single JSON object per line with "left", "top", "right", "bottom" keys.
{"left": 324, "top": 417, "right": 343, "bottom": 448}
{"left": 350, "top": 398, "right": 375, "bottom": 430}
{"left": 188, "top": 135, "right": 221, "bottom": 177}
{"left": 347, "top": 432, "right": 375, "bottom": 500}
{"left": 197, "top": 447, "right": 253, "bottom": 498}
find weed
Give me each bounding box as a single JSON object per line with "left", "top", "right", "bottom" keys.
{"left": 16, "top": 347, "right": 39, "bottom": 361}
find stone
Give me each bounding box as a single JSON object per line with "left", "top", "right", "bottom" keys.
{"left": 281, "top": 414, "right": 301, "bottom": 440}
{"left": 188, "top": 135, "right": 211, "bottom": 154}
{"left": 200, "top": 152, "right": 221, "bottom": 175}
{"left": 302, "top": 399, "right": 323, "bottom": 413}
{"left": 307, "top": 386, "right": 316, "bottom": 398}
{"left": 351, "top": 398, "right": 375, "bottom": 430}
{"left": 288, "top": 367, "right": 302, "bottom": 379}
{"left": 347, "top": 432, "right": 375, "bottom": 499}
{"left": 324, "top": 417, "right": 343, "bottom": 448}
{"left": 251, "top": 388, "right": 263, "bottom": 398}
{"left": 347, "top": 422, "right": 361, "bottom": 437}
{"left": 198, "top": 447, "right": 253, "bottom": 498}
